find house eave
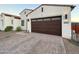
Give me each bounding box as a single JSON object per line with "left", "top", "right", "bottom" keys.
{"left": 26, "top": 4, "right": 76, "bottom": 16}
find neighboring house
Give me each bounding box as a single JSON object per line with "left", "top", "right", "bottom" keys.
{"left": 19, "top": 9, "right": 32, "bottom": 30}
{"left": 21, "top": 4, "right": 75, "bottom": 39}
{"left": 72, "top": 22, "right": 79, "bottom": 34}
{"left": 0, "top": 13, "right": 21, "bottom": 31}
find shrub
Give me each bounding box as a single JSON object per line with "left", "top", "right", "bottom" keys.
{"left": 16, "top": 27, "right": 22, "bottom": 32}
{"left": 5, "top": 26, "right": 13, "bottom": 32}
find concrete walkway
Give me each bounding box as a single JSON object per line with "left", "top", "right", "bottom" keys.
{"left": 0, "top": 32, "right": 66, "bottom": 54}
{"left": 63, "top": 39, "right": 79, "bottom": 54}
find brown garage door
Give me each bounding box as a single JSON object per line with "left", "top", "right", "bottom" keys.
{"left": 31, "top": 16, "right": 62, "bottom": 36}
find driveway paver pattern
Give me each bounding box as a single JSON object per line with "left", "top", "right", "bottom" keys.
{"left": 0, "top": 32, "right": 66, "bottom": 54}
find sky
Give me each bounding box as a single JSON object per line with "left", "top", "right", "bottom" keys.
{"left": 0, "top": 4, "right": 40, "bottom": 15}
{"left": 71, "top": 4, "right": 79, "bottom": 22}
{"left": 0, "top": 4, "right": 78, "bottom": 22}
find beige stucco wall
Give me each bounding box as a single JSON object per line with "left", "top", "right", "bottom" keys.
{"left": 12, "top": 18, "right": 21, "bottom": 30}
{"left": 20, "top": 9, "right": 32, "bottom": 30}
{"left": 27, "top": 5, "right": 72, "bottom": 39}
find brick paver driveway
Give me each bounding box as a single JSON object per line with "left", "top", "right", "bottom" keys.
{"left": 0, "top": 32, "right": 66, "bottom": 54}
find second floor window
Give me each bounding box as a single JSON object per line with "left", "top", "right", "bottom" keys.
{"left": 24, "top": 11, "right": 26, "bottom": 14}
{"left": 41, "top": 7, "right": 43, "bottom": 12}
{"left": 21, "top": 20, "right": 24, "bottom": 26}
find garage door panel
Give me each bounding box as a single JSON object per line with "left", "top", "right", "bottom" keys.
{"left": 31, "top": 16, "right": 62, "bottom": 36}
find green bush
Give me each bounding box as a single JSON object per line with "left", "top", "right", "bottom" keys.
{"left": 5, "top": 26, "right": 13, "bottom": 32}
{"left": 16, "top": 27, "right": 22, "bottom": 32}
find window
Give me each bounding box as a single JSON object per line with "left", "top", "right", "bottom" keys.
{"left": 43, "top": 18, "right": 50, "bottom": 21}
{"left": 41, "top": 7, "right": 43, "bottom": 12}
{"left": 11, "top": 20, "right": 13, "bottom": 24}
{"left": 65, "top": 14, "right": 68, "bottom": 19}
{"left": 24, "top": 11, "right": 26, "bottom": 14}
{"left": 21, "top": 20, "right": 24, "bottom": 26}
{"left": 32, "top": 19, "right": 37, "bottom": 22}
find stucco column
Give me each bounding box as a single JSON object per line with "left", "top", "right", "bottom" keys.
{"left": 62, "top": 13, "right": 71, "bottom": 39}
{"left": 27, "top": 16, "right": 31, "bottom": 33}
